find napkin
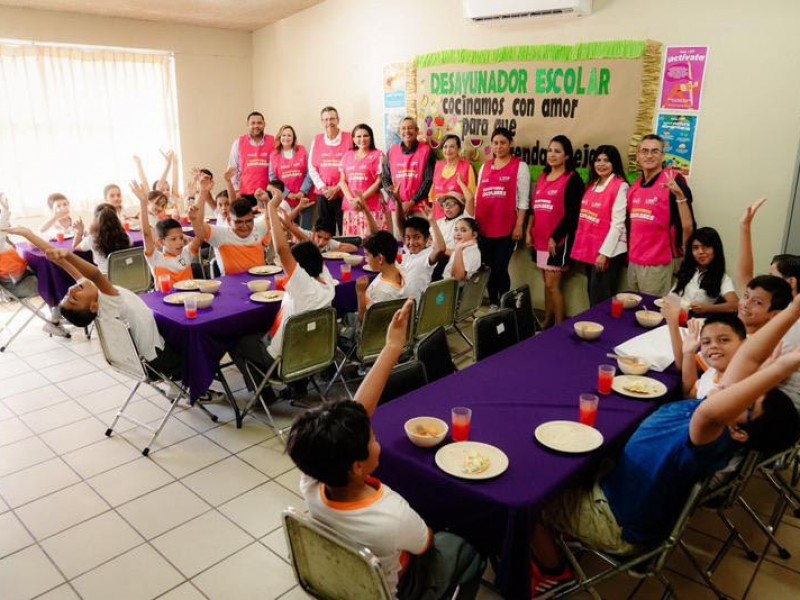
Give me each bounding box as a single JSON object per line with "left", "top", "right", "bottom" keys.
{"left": 614, "top": 324, "right": 677, "bottom": 372}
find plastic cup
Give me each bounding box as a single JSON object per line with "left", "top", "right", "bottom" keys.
{"left": 56, "top": 232, "right": 65, "bottom": 243}
{"left": 158, "top": 275, "right": 173, "bottom": 294}
{"left": 123, "top": 221, "right": 131, "bottom": 233}
{"left": 275, "top": 275, "right": 288, "bottom": 291}
{"left": 341, "top": 263, "right": 352, "bottom": 283}
{"left": 579, "top": 394, "right": 599, "bottom": 427}
{"left": 184, "top": 295, "right": 198, "bottom": 319}
{"left": 396, "top": 252, "right": 404, "bottom": 265}
{"left": 451, "top": 407, "right": 472, "bottom": 442}
{"left": 679, "top": 308, "right": 689, "bottom": 327}
{"left": 611, "top": 297, "right": 624, "bottom": 318}
{"left": 598, "top": 364, "right": 616, "bottom": 395}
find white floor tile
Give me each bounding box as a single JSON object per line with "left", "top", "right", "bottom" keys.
{"left": 0, "top": 416, "right": 34, "bottom": 446}
{"left": 117, "top": 481, "right": 212, "bottom": 539}
{"left": 0, "top": 511, "right": 35, "bottom": 558}
{"left": 19, "top": 399, "right": 91, "bottom": 434}
{"left": 0, "top": 544, "right": 65, "bottom": 600}
{"left": 149, "top": 435, "right": 230, "bottom": 479}
{"left": 71, "top": 544, "right": 184, "bottom": 600}
{"left": 34, "top": 583, "right": 82, "bottom": 600}
{"left": 42, "top": 511, "right": 145, "bottom": 578}
{"left": 192, "top": 541, "right": 296, "bottom": 600}
{"left": 274, "top": 468, "right": 303, "bottom": 499}
{"left": 87, "top": 457, "right": 174, "bottom": 507}
{"left": 151, "top": 511, "right": 252, "bottom": 577}
{"left": 57, "top": 370, "right": 118, "bottom": 398}
{"left": 219, "top": 482, "right": 302, "bottom": 538}
{"left": 277, "top": 586, "right": 313, "bottom": 599}
{"left": 0, "top": 435, "right": 55, "bottom": 478}
{"left": 182, "top": 456, "right": 269, "bottom": 507}
{"left": 156, "top": 582, "right": 207, "bottom": 600}
{"left": 203, "top": 420, "right": 275, "bottom": 454}
{"left": 0, "top": 402, "right": 14, "bottom": 421}
{"left": 39, "top": 416, "right": 109, "bottom": 455}
{"left": 15, "top": 482, "right": 109, "bottom": 540}
{"left": 0, "top": 457, "right": 80, "bottom": 508}
{"left": 97, "top": 398, "right": 171, "bottom": 435}
{"left": 261, "top": 527, "right": 290, "bottom": 564}
{"left": 0, "top": 356, "right": 33, "bottom": 380}
{"left": 0, "top": 371, "right": 51, "bottom": 399}
{"left": 22, "top": 346, "right": 80, "bottom": 370}
{"left": 123, "top": 415, "right": 199, "bottom": 450}
{"left": 62, "top": 436, "right": 142, "bottom": 479}
{"left": 238, "top": 436, "right": 296, "bottom": 479}
{"left": 73, "top": 383, "right": 140, "bottom": 414}
{"left": 40, "top": 356, "right": 99, "bottom": 383}
{"left": 2, "top": 384, "right": 69, "bottom": 416}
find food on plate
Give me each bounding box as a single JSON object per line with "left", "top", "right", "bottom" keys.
{"left": 414, "top": 424, "right": 441, "bottom": 437}
{"left": 622, "top": 380, "right": 658, "bottom": 395}
{"left": 462, "top": 451, "right": 490, "bottom": 475}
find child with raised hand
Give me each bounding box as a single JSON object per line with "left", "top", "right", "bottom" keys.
{"left": 131, "top": 178, "right": 203, "bottom": 285}
{"left": 0, "top": 194, "right": 70, "bottom": 337}
{"left": 356, "top": 230, "right": 407, "bottom": 322}
{"left": 397, "top": 206, "right": 446, "bottom": 303}
{"left": 287, "top": 299, "right": 484, "bottom": 600}
{"left": 73, "top": 203, "right": 131, "bottom": 275}
{"left": 443, "top": 217, "right": 482, "bottom": 282}
{"left": 671, "top": 227, "right": 738, "bottom": 314}
{"left": 39, "top": 193, "right": 77, "bottom": 239}
{"left": 284, "top": 214, "right": 359, "bottom": 254}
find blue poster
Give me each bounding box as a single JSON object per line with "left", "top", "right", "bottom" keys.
{"left": 656, "top": 113, "right": 698, "bottom": 177}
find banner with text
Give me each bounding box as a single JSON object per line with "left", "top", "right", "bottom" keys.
{"left": 412, "top": 41, "right": 661, "bottom": 174}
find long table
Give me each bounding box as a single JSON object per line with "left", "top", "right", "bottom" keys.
{"left": 371, "top": 298, "right": 680, "bottom": 599}
{"left": 141, "top": 259, "right": 370, "bottom": 418}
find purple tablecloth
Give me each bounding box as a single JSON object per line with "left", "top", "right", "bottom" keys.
{"left": 19, "top": 232, "right": 145, "bottom": 307}
{"left": 141, "top": 258, "right": 371, "bottom": 401}
{"left": 371, "top": 297, "right": 680, "bottom": 599}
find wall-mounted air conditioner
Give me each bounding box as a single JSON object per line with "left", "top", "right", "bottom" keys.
{"left": 463, "top": 0, "right": 593, "bottom": 22}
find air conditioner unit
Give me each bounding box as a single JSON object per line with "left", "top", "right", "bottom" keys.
{"left": 463, "top": 0, "right": 592, "bottom": 22}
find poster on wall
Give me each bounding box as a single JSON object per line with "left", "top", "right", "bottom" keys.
{"left": 659, "top": 46, "right": 709, "bottom": 112}
{"left": 411, "top": 41, "right": 662, "bottom": 175}
{"left": 656, "top": 113, "right": 698, "bottom": 177}
{"left": 383, "top": 63, "right": 407, "bottom": 148}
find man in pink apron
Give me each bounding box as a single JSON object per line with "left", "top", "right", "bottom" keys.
{"left": 382, "top": 117, "right": 436, "bottom": 218}
{"left": 227, "top": 111, "right": 275, "bottom": 207}
{"left": 308, "top": 106, "right": 352, "bottom": 234}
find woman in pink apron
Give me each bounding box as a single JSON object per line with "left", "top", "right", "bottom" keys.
{"left": 430, "top": 135, "right": 476, "bottom": 220}
{"left": 570, "top": 145, "right": 629, "bottom": 306}
{"left": 339, "top": 124, "right": 386, "bottom": 238}
{"left": 529, "top": 135, "right": 584, "bottom": 325}
{"left": 270, "top": 125, "right": 313, "bottom": 228}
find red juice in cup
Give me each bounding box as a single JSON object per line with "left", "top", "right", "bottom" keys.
{"left": 158, "top": 275, "right": 173, "bottom": 294}
{"left": 185, "top": 307, "right": 198, "bottom": 319}
{"left": 342, "top": 269, "right": 352, "bottom": 283}
{"left": 396, "top": 253, "right": 403, "bottom": 265}
{"left": 679, "top": 308, "right": 689, "bottom": 327}
{"left": 275, "top": 275, "right": 287, "bottom": 291}
{"left": 579, "top": 394, "right": 599, "bottom": 427}
{"left": 611, "top": 297, "right": 624, "bottom": 318}
{"left": 451, "top": 407, "right": 472, "bottom": 442}
{"left": 123, "top": 221, "right": 131, "bottom": 233}
{"left": 597, "top": 364, "right": 615, "bottom": 395}
{"left": 56, "top": 232, "right": 65, "bottom": 243}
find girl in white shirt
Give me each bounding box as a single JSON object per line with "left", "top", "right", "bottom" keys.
{"left": 672, "top": 227, "right": 739, "bottom": 314}
{"left": 443, "top": 217, "right": 482, "bottom": 281}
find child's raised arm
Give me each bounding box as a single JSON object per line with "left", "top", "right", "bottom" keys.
{"left": 133, "top": 155, "right": 150, "bottom": 190}
{"left": 224, "top": 167, "right": 238, "bottom": 204}
{"left": 426, "top": 205, "right": 445, "bottom": 264}
{"left": 130, "top": 180, "right": 155, "bottom": 256}
{"left": 354, "top": 298, "right": 413, "bottom": 417}
{"left": 264, "top": 186, "right": 296, "bottom": 275}
{"left": 189, "top": 172, "right": 208, "bottom": 241}
{"left": 737, "top": 197, "right": 766, "bottom": 292}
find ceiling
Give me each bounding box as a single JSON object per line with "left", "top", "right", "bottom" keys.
{"left": 0, "top": 0, "right": 324, "bottom": 31}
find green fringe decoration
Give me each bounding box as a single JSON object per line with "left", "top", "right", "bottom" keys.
{"left": 415, "top": 40, "right": 647, "bottom": 68}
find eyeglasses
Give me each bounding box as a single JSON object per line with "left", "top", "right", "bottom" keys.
{"left": 638, "top": 148, "right": 663, "bottom": 156}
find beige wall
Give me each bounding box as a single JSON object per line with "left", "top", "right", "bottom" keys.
{"left": 0, "top": 5, "right": 254, "bottom": 210}
{"left": 254, "top": 0, "right": 800, "bottom": 313}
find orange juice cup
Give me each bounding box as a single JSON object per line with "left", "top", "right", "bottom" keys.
{"left": 157, "top": 275, "right": 173, "bottom": 294}
{"left": 56, "top": 232, "right": 65, "bottom": 243}
{"left": 611, "top": 297, "right": 624, "bottom": 318}
{"left": 579, "top": 394, "right": 599, "bottom": 427}
{"left": 184, "top": 295, "right": 198, "bottom": 319}
{"left": 598, "top": 364, "right": 615, "bottom": 395}
{"left": 451, "top": 407, "right": 472, "bottom": 442}
{"left": 341, "top": 263, "right": 352, "bottom": 283}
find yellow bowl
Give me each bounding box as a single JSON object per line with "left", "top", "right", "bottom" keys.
{"left": 196, "top": 280, "right": 222, "bottom": 294}
{"left": 343, "top": 254, "right": 364, "bottom": 266}
{"left": 635, "top": 310, "right": 664, "bottom": 328}
{"left": 574, "top": 321, "right": 604, "bottom": 341}
{"left": 247, "top": 280, "right": 272, "bottom": 293}
{"left": 404, "top": 417, "right": 448, "bottom": 448}
{"left": 616, "top": 293, "right": 642, "bottom": 309}
{"left": 617, "top": 356, "right": 651, "bottom": 376}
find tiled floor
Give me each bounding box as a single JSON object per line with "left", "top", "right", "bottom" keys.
{"left": 1, "top": 299, "right": 800, "bottom": 599}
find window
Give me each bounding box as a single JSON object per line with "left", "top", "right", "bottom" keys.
{"left": 0, "top": 41, "right": 180, "bottom": 216}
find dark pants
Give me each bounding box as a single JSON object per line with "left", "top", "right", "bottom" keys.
{"left": 586, "top": 254, "right": 625, "bottom": 306}
{"left": 480, "top": 236, "right": 515, "bottom": 304}
{"left": 317, "top": 194, "right": 343, "bottom": 235}
{"left": 230, "top": 332, "right": 276, "bottom": 392}
{"left": 147, "top": 344, "right": 183, "bottom": 379}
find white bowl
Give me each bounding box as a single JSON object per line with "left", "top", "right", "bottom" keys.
{"left": 635, "top": 310, "right": 664, "bottom": 328}
{"left": 616, "top": 293, "right": 642, "bottom": 310}
{"left": 574, "top": 321, "right": 604, "bottom": 341}
{"left": 247, "top": 280, "right": 272, "bottom": 293}
{"left": 192, "top": 293, "right": 215, "bottom": 309}
{"left": 343, "top": 254, "right": 364, "bottom": 266}
{"left": 617, "top": 356, "right": 651, "bottom": 376}
{"left": 196, "top": 280, "right": 222, "bottom": 294}
{"left": 404, "top": 417, "right": 448, "bottom": 448}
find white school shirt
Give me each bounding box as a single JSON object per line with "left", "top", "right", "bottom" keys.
{"left": 779, "top": 320, "right": 800, "bottom": 412}
{"left": 145, "top": 246, "right": 195, "bottom": 280}
{"left": 437, "top": 209, "right": 474, "bottom": 250}
{"left": 443, "top": 243, "right": 481, "bottom": 280}
{"left": 97, "top": 285, "right": 164, "bottom": 361}
{"left": 366, "top": 271, "right": 407, "bottom": 306}
{"left": 298, "top": 228, "right": 341, "bottom": 252}
{"left": 300, "top": 474, "right": 430, "bottom": 595}
{"left": 75, "top": 235, "right": 109, "bottom": 275}
{"left": 695, "top": 366, "right": 721, "bottom": 400}
{"left": 400, "top": 247, "right": 436, "bottom": 303}
{"left": 673, "top": 271, "right": 736, "bottom": 306}
{"left": 267, "top": 265, "right": 335, "bottom": 359}
{"left": 205, "top": 219, "right": 269, "bottom": 276}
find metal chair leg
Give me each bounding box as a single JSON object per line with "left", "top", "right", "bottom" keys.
{"left": 738, "top": 496, "right": 791, "bottom": 559}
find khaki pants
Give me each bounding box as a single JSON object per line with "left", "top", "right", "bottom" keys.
{"left": 627, "top": 263, "right": 673, "bottom": 297}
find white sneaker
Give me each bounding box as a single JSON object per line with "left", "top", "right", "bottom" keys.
{"left": 165, "top": 383, "right": 182, "bottom": 401}
{"left": 42, "top": 321, "right": 71, "bottom": 338}
{"left": 197, "top": 390, "right": 226, "bottom": 403}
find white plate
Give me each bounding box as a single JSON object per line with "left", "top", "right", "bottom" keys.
{"left": 534, "top": 421, "right": 604, "bottom": 453}
{"left": 612, "top": 375, "right": 668, "bottom": 399}
{"left": 163, "top": 291, "right": 205, "bottom": 305}
{"left": 362, "top": 264, "right": 377, "bottom": 273}
{"left": 322, "top": 251, "right": 351, "bottom": 260}
{"left": 434, "top": 441, "right": 509, "bottom": 480}
{"left": 250, "top": 291, "right": 284, "bottom": 303}
{"left": 248, "top": 265, "right": 282, "bottom": 276}
{"left": 173, "top": 280, "right": 201, "bottom": 291}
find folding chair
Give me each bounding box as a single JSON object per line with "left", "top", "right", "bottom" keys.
{"left": 553, "top": 479, "right": 711, "bottom": 600}
{"left": 241, "top": 307, "right": 338, "bottom": 438}
{"left": 333, "top": 235, "right": 362, "bottom": 247}
{"left": 379, "top": 360, "right": 427, "bottom": 406}
{"left": 473, "top": 308, "right": 519, "bottom": 362}
{"left": 283, "top": 507, "right": 394, "bottom": 600}
{"left": 0, "top": 282, "right": 54, "bottom": 352}
{"left": 415, "top": 277, "right": 458, "bottom": 340}
{"left": 414, "top": 326, "right": 457, "bottom": 383}
{"left": 107, "top": 247, "right": 152, "bottom": 292}
{"left": 450, "top": 266, "right": 491, "bottom": 349}
{"left": 96, "top": 316, "right": 218, "bottom": 456}
{"left": 325, "top": 298, "right": 414, "bottom": 400}
{"left": 501, "top": 284, "right": 539, "bottom": 340}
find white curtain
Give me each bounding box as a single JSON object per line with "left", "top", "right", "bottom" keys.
{"left": 0, "top": 42, "right": 180, "bottom": 217}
